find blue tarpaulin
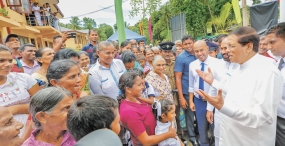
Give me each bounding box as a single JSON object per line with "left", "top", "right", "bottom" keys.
{"left": 107, "top": 27, "right": 146, "bottom": 43}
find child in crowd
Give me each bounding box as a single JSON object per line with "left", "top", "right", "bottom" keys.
{"left": 136, "top": 54, "right": 150, "bottom": 75}
{"left": 154, "top": 99, "right": 184, "bottom": 146}
{"left": 128, "top": 68, "right": 155, "bottom": 105}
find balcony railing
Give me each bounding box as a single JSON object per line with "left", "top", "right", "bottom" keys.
{"left": 26, "top": 14, "right": 60, "bottom": 30}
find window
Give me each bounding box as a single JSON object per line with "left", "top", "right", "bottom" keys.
{"left": 18, "top": 36, "right": 29, "bottom": 45}
{"left": 6, "top": 0, "right": 22, "bottom": 7}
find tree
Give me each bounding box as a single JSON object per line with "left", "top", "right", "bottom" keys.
{"left": 129, "top": 0, "right": 161, "bottom": 18}
{"left": 113, "top": 21, "right": 130, "bottom": 31}
{"left": 82, "top": 17, "right": 97, "bottom": 30}
{"left": 69, "top": 16, "right": 82, "bottom": 30}
{"left": 252, "top": 0, "right": 261, "bottom": 5}
{"left": 207, "top": 2, "right": 239, "bottom": 33}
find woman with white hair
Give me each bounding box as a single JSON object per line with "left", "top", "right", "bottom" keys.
{"left": 145, "top": 55, "right": 173, "bottom": 101}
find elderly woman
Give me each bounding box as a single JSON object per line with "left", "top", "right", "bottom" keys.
{"left": 0, "top": 106, "right": 24, "bottom": 146}
{"left": 0, "top": 44, "right": 39, "bottom": 133}
{"left": 118, "top": 72, "right": 177, "bottom": 146}
{"left": 196, "top": 26, "right": 283, "bottom": 146}
{"left": 77, "top": 51, "right": 90, "bottom": 73}
{"left": 145, "top": 55, "right": 173, "bottom": 101}
{"left": 31, "top": 47, "right": 55, "bottom": 84}
{"left": 121, "top": 50, "right": 143, "bottom": 71}
{"left": 89, "top": 41, "right": 126, "bottom": 99}
{"left": 22, "top": 87, "right": 75, "bottom": 145}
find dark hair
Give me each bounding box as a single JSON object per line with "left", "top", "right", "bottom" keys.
{"left": 128, "top": 68, "right": 144, "bottom": 78}
{"left": 217, "top": 34, "right": 228, "bottom": 44}
{"left": 53, "top": 35, "right": 62, "bottom": 42}
{"left": 229, "top": 26, "right": 260, "bottom": 52}
{"left": 136, "top": 54, "right": 146, "bottom": 61}
{"left": 92, "top": 44, "right": 99, "bottom": 63}
{"left": 46, "top": 59, "right": 79, "bottom": 86}
{"left": 153, "top": 99, "right": 174, "bottom": 121}
{"left": 181, "top": 35, "right": 195, "bottom": 44}
{"left": 0, "top": 44, "right": 12, "bottom": 53}
{"left": 266, "top": 22, "right": 285, "bottom": 40}
{"left": 77, "top": 51, "right": 88, "bottom": 58}
{"left": 67, "top": 95, "right": 118, "bottom": 141}
{"left": 18, "top": 43, "right": 35, "bottom": 52}
{"left": 117, "top": 72, "right": 139, "bottom": 104}
{"left": 144, "top": 48, "right": 153, "bottom": 56}
{"left": 121, "top": 50, "right": 136, "bottom": 64}
{"left": 30, "top": 87, "right": 72, "bottom": 129}
{"left": 120, "top": 40, "right": 130, "bottom": 48}
{"left": 52, "top": 49, "right": 79, "bottom": 61}
{"left": 131, "top": 46, "right": 140, "bottom": 52}
{"left": 88, "top": 30, "right": 98, "bottom": 36}
{"left": 138, "top": 39, "right": 144, "bottom": 44}
{"left": 35, "top": 47, "right": 51, "bottom": 66}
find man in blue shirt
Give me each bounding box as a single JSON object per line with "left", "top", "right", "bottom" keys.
{"left": 174, "top": 35, "right": 198, "bottom": 146}
{"left": 82, "top": 30, "right": 99, "bottom": 64}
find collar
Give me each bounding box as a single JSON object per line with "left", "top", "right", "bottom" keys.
{"left": 20, "top": 60, "right": 39, "bottom": 68}
{"left": 240, "top": 53, "right": 259, "bottom": 70}
{"left": 122, "top": 99, "right": 148, "bottom": 108}
{"left": 183, "top": 50, "right": 195, "bottom": 57}
{"left": 156, "top": 121, "right": 172, "bottom": 131}
{"left": 197, "top": 55, "right": 210, "bottom": 65}
{"left": 95, "top": 58, "right": 113, "bottom": 70}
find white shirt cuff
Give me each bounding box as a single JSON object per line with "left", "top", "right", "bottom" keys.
{"left": 211, "top": 79, "right": 222, "bottom": 90}
{"left": 219, "top": 101, "right": 238, "bottom": 117}
{"left": 188, "top": 88, "right": 194, "bottom": 93}
{"left": 207, "top": 102, "right": 215, "bottom": 111}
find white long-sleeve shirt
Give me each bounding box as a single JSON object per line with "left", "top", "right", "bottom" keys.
{"left": 218, "top": 54, "right": 283, "bottom": 146}
{"left": 206, "top": 60, "right": 239, "bottom": 139}
{"left": 277, "top": 57, "right": 285, "bottom": 118}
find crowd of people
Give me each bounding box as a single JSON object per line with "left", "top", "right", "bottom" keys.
{"left": 0, "top": 22, "right": 284, "bottom": 146}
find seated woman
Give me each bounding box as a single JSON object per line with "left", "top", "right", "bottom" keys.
{"left": 47, "top": 59, "right": 82, "bottom": 99}
{"left": 89, "top": 41, "right": 126, "bottom": 99}
{"left": 31, "top": 47, "right": 55, "bottom": 84}
{"left": 121, "top": 50, "right": 143, "bottom": 71}
{"left": 0, "top": 106, "right": 24, "bottom": 146}
{"left": 22, "top": 87, "right": 76, "bottom": 146}
{"left": 145, "top": 55, "right": 174, "bottom": 101}
{"left": 67, "top": 95, "right": 120, "bottom": 141}
{"left": 118, "top": 72, "right": 177, "bottom": 146}
{"left": 0, "top": 44, "right": 39, "bottom": 135}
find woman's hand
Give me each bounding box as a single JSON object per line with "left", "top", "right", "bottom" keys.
{"left": 167, "top": 126, "right": 177, "bottom": 139}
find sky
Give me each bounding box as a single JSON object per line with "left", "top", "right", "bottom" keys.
{"left": 57, "top": 0, "right": 265, "bottom": 27}
{"left": 57, "top": 0, "right": 168, "bottom": 27}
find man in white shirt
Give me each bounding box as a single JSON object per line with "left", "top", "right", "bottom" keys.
{"left": 266, "top": 22, "right": 285, "bottom": 146}
{"left": 200, "top": 37, "right": 239, "bottom": 146}
{"left": 196, "top": 26, "right": 283, "bottom": 146}
{"left": 189, "top": 40, "right": 218, "bottom": 146}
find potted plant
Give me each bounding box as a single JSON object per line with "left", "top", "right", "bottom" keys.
{"left": 0, "top": 8, "right": 9, "bottom": 18}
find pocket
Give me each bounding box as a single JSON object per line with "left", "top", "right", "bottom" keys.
{"left": 101, "top": 78, "right": 112, "bottom": 93}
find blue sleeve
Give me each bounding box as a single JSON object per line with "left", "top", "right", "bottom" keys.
{"left": 174, "top": 56, "right": 183, "bottom": 72}
{"left": 88, "top": 74, "right": 104, "bottom": 95}
{"left": 81, "top": 46, "right": 87, "bottom": 51}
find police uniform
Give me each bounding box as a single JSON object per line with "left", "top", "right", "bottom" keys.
{"left": 159, "top": 42, "right": 183, "bottom": 138}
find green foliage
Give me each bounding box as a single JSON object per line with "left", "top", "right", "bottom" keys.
{"left": 129, "top": 0, "right": 161, "bottom": 18}
{"left": 252, "top": 0, "right": 261, "bottom": 5}
{"left": 82, "top": 17, "right": 97, "bottom": 30}
{"left": 113, "top": 21, "right": 130, "bottom": 31}
{"left": 69, "top": 16, "right": 82, "bottom": 30}
{"left": 59, "top": 17, "right": 114, "bottom": 41}
{"left": 0, "top": 8, "right": 9, "bottom": 16}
